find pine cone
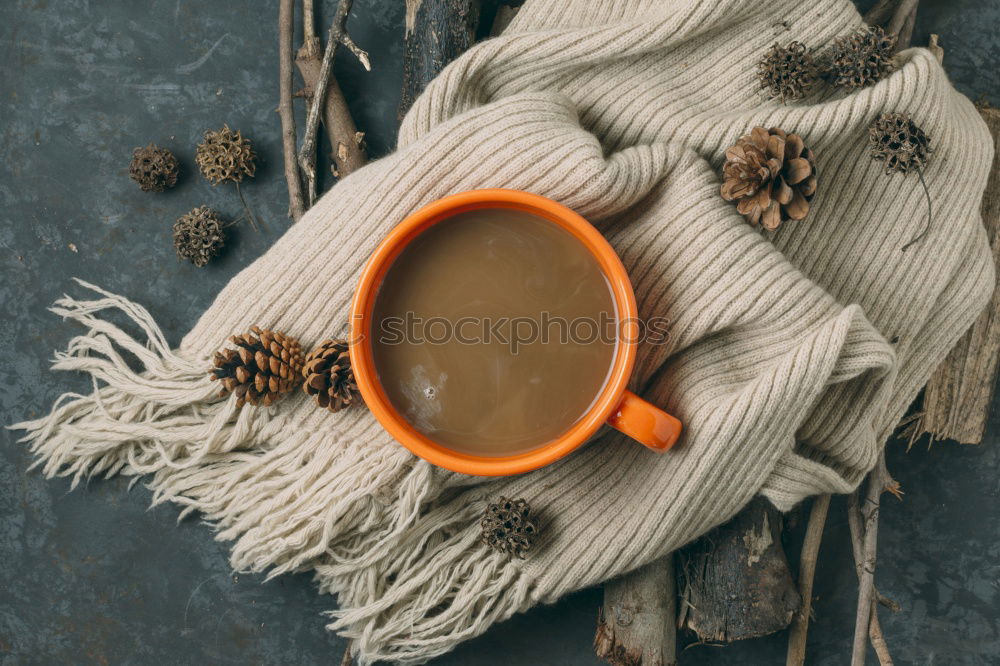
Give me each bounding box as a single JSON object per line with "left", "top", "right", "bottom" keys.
{"left": 195, "top": 125, "right": 256, "bottom": 185}
{"left": 302, "top": 338, "right": 360, "bottom": 413}
{"left": 825, "top": 25, "right": 896, "bottom": 91}
{"left": 210, "top": 326, "right": 305, "bottom": 407}
{"left": 868, "top": 112, "right": 930, "bottom": 175}
{"left": 720, "top": 127, "right": 817, "bottom": 230}
{"left": 128, "top": 143, "right": 178, "bottom": 192}
{"left": 173, "top": 206, "right": 226, "bottom": 267}
{"left": 481, "top": 497, "right": 536, "bottom": 559}
{"left": 757, "top": 41, "right": 818, "bottom": 103}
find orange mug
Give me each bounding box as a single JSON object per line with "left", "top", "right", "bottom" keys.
{"left": 349, "top": 189, "right": 681, "bottom": 476}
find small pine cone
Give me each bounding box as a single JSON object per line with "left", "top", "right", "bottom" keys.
{"left": 210, "top": 326, "right": 305, "bottom": 407}
{"left": 174, "top": 206, "right": 226, "bottom": 267}
{"left": 302, "top": 338, "right": 360, "bottom": 413}
{"left": 868, "top": 112, "right": 930, "bottom": 175}
{"left": 720, "top": 127, "right": 817, "bottom": 230}
{"left": 825, "top": 25, "right": 896, "bottom": 91}
{"left": 195, "top": 125, "right": 256, "bottom": 185}
{"left": 757, "top": 41, "right": 818, "bottom": 103}
{"left": 128, "top": 143, "right": 179, "bottom": 192}
{"left": 481, "top": 497, "right": 536, "bottom": 559}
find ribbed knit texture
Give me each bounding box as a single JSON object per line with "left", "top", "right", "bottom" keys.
{"left": 13, "top": 0, "right": 995, "bottom": 663}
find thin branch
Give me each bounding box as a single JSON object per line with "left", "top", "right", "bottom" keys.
{"left": 302, "top": 0, "right": 316, "bottom": 45}
{"left": 786, "top": 494, "right": 831, "bottom": 666}
{"left": 296, "top": 0, "right": 368, "bottom": 195}
{"left": 928, "top": 34, "right": 944, "bottom": 64}
{"left": 490, "top": 4, "right": 520, "bottom": 36}
{"left": 849, "top": 452, "right": 897, "bottom": 666}
{"left": 896, "top": 4, "right": 918, "bottom": 52}
{"left": 278, "top": 0, "right": 305, "bottom": 220}
{"left": 887, "top": 0, "right": 918, "bottom": 42}
{"left": 297, "top": 0, "right": 370, "bottom": 207}
{"left": 849, "top": 496, "right": 895, "bottom": 666}
{"left": 863, "top": 0, "right": 896, "bottom": 25}
{"left": 339, "top": 642, "right": 353, "bottom": 666}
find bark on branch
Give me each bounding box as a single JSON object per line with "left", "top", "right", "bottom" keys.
{"left": 279, "top": 0, "right": 305, "bottom": 220}
{"left": 398, "top": 0, "right": 482, "bottom": 125}
{"left": 849, "top": 452, "right": 900, "bottom": 666}
{"left": 595, "top": 555, "right": 677, "bottom": 666}
{"left": 785, "top": 494, "right": 831, "bottom": 666}
{"left": 676, "top": 498, "right": 801, "bottom": 643}
{"left": 297, "top": 0, "right": 370, "bottom": 206}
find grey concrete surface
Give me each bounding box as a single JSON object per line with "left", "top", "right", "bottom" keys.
{"left": 1, "top": 1, "right": 998, "bottom": 664}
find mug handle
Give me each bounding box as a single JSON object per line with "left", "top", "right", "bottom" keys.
{"left": 606, "top": 390, "right": 682, "bottom": 452}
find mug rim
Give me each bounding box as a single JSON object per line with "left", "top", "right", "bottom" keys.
{"left": 349, "top": 189, "right": 638, "bottom": 476}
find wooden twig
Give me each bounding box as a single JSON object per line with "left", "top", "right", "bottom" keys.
{"left": 676, "top": 498, "right": 800, "bottom": 643}
{"left": 887, "top": 0, "right": 918, "bottom": 44}
{"left": 928, "top": 34, "right": 944, "bottom": 64}
{"left": 398, "top": 0, "right": 482, "bottom": 125}
{"left": 278, "top": 0, "right": 305, "bottom": 220}
{"left": 895, "top": 3, "right": 918, "bottom": 51}
{"left": 849, "top": 452, "right": 898, "bottom": 666}
{"left": 490, "top": 3, "right": 520, "bottom": 36}
{"left": 864, "top": 0, "right": 919, "bottom": 53}
{"left": 863, "top": 0, "right": 896, "bottom": 25}
{"left": 785, "top": 494, "right": 831, "bottom": 666}
{"left": 919, "top": 106, "right": 1000, "bottom": 445}
{"left": 302, "top": 0, "right": 316, "bottom": 44}
{"left": 297, "top": 0, "right": 370, "bottom": 206}
{"left": 296, "top": 0, "right": 368, "bottom": 187}
{"left": 595, "top": 555, "right": 677, "bottom": 666}
{"left": 848, "top": 489, "right": 896, "bottom": 666}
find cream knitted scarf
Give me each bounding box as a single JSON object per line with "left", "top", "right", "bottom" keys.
{"left": 14, "top": 0, "right": 995, "bottom": 663}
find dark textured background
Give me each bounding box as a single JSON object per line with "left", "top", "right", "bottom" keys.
{"left": 1, "top": 1, "right": 998, "bottom": 664}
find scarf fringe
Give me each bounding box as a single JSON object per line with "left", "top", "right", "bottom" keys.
{"left": 12, "top": 281, "right": 531, "bottom": 664}
{"left": 320, "top": 500, "right": 534, "bottom": 665}
{"left": 148, "top": 432, "right": 436, "bottom": 578}
{"left": 11, "top": 280, "right": 259, "bottom": 485}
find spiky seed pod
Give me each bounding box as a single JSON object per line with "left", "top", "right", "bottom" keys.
{"left": 173, "top": 206, "right": 226, "bottom": 267}
{"left": 195, "top": 125, "right": 257, "bottom": 185}
{"left": 868, "top": 112, "right": 930, "bottom": 175}
{"left": 302, "top": 338, "right": 360, "bottom": 413}
{"left": 128, "top": 143, "right": 179, "bottom": 192}
{"left": 720, "top": 127, "right": 817, "bottom": 230}
{"left": 481, "top": 497, "right": 536, "bottom": 559}
{"left": 757, "top": 41, "right": 818, "bottom": 103}
{"left": 210, "top": 326, "right": 305, "bottom": 408}
{"left": 869, "top": 112, "right": 934, "bottom": 250}
{"left": 825, "top": 25, "right": 896, "bottom": 91}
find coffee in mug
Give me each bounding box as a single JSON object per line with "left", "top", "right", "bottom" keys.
{"left": 370, "top": 208, "right": 617, "bottom": 456}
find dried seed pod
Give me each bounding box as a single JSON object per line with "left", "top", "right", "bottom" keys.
{"left": 210, "top": 326, "right": 305, "bottom": 407}
{"left": 825, "top": 25, "right": 896, "bottom": 91}
{"left": 720, "top": 127, "right": 817, "bottom": 230}
{"left": 481, "top": 497, "right": 536, "bottom": 559}
{"left": 869, "top": 112, "right": 933, "bottom": 250}
{"left": 302, "top": 338, "right": 360, "bottom": 413}
{"left": 173, "top": 206, "right": 226, "bottom": 267}
{"left": 868, "top": 112, "right": 930, "bottom": 175}
{"left": 195, "top": 125, "right": 257, "bottom": 185}
{"left": 757, "top": 41, "right": 818, "bottom": 103}
{"left": 128, "top": 143, "right": 179, "bottom": 192}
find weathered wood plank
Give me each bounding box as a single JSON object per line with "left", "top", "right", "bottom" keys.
{"left": 920, "top": 106, "right": 1000, "bottom": 444}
